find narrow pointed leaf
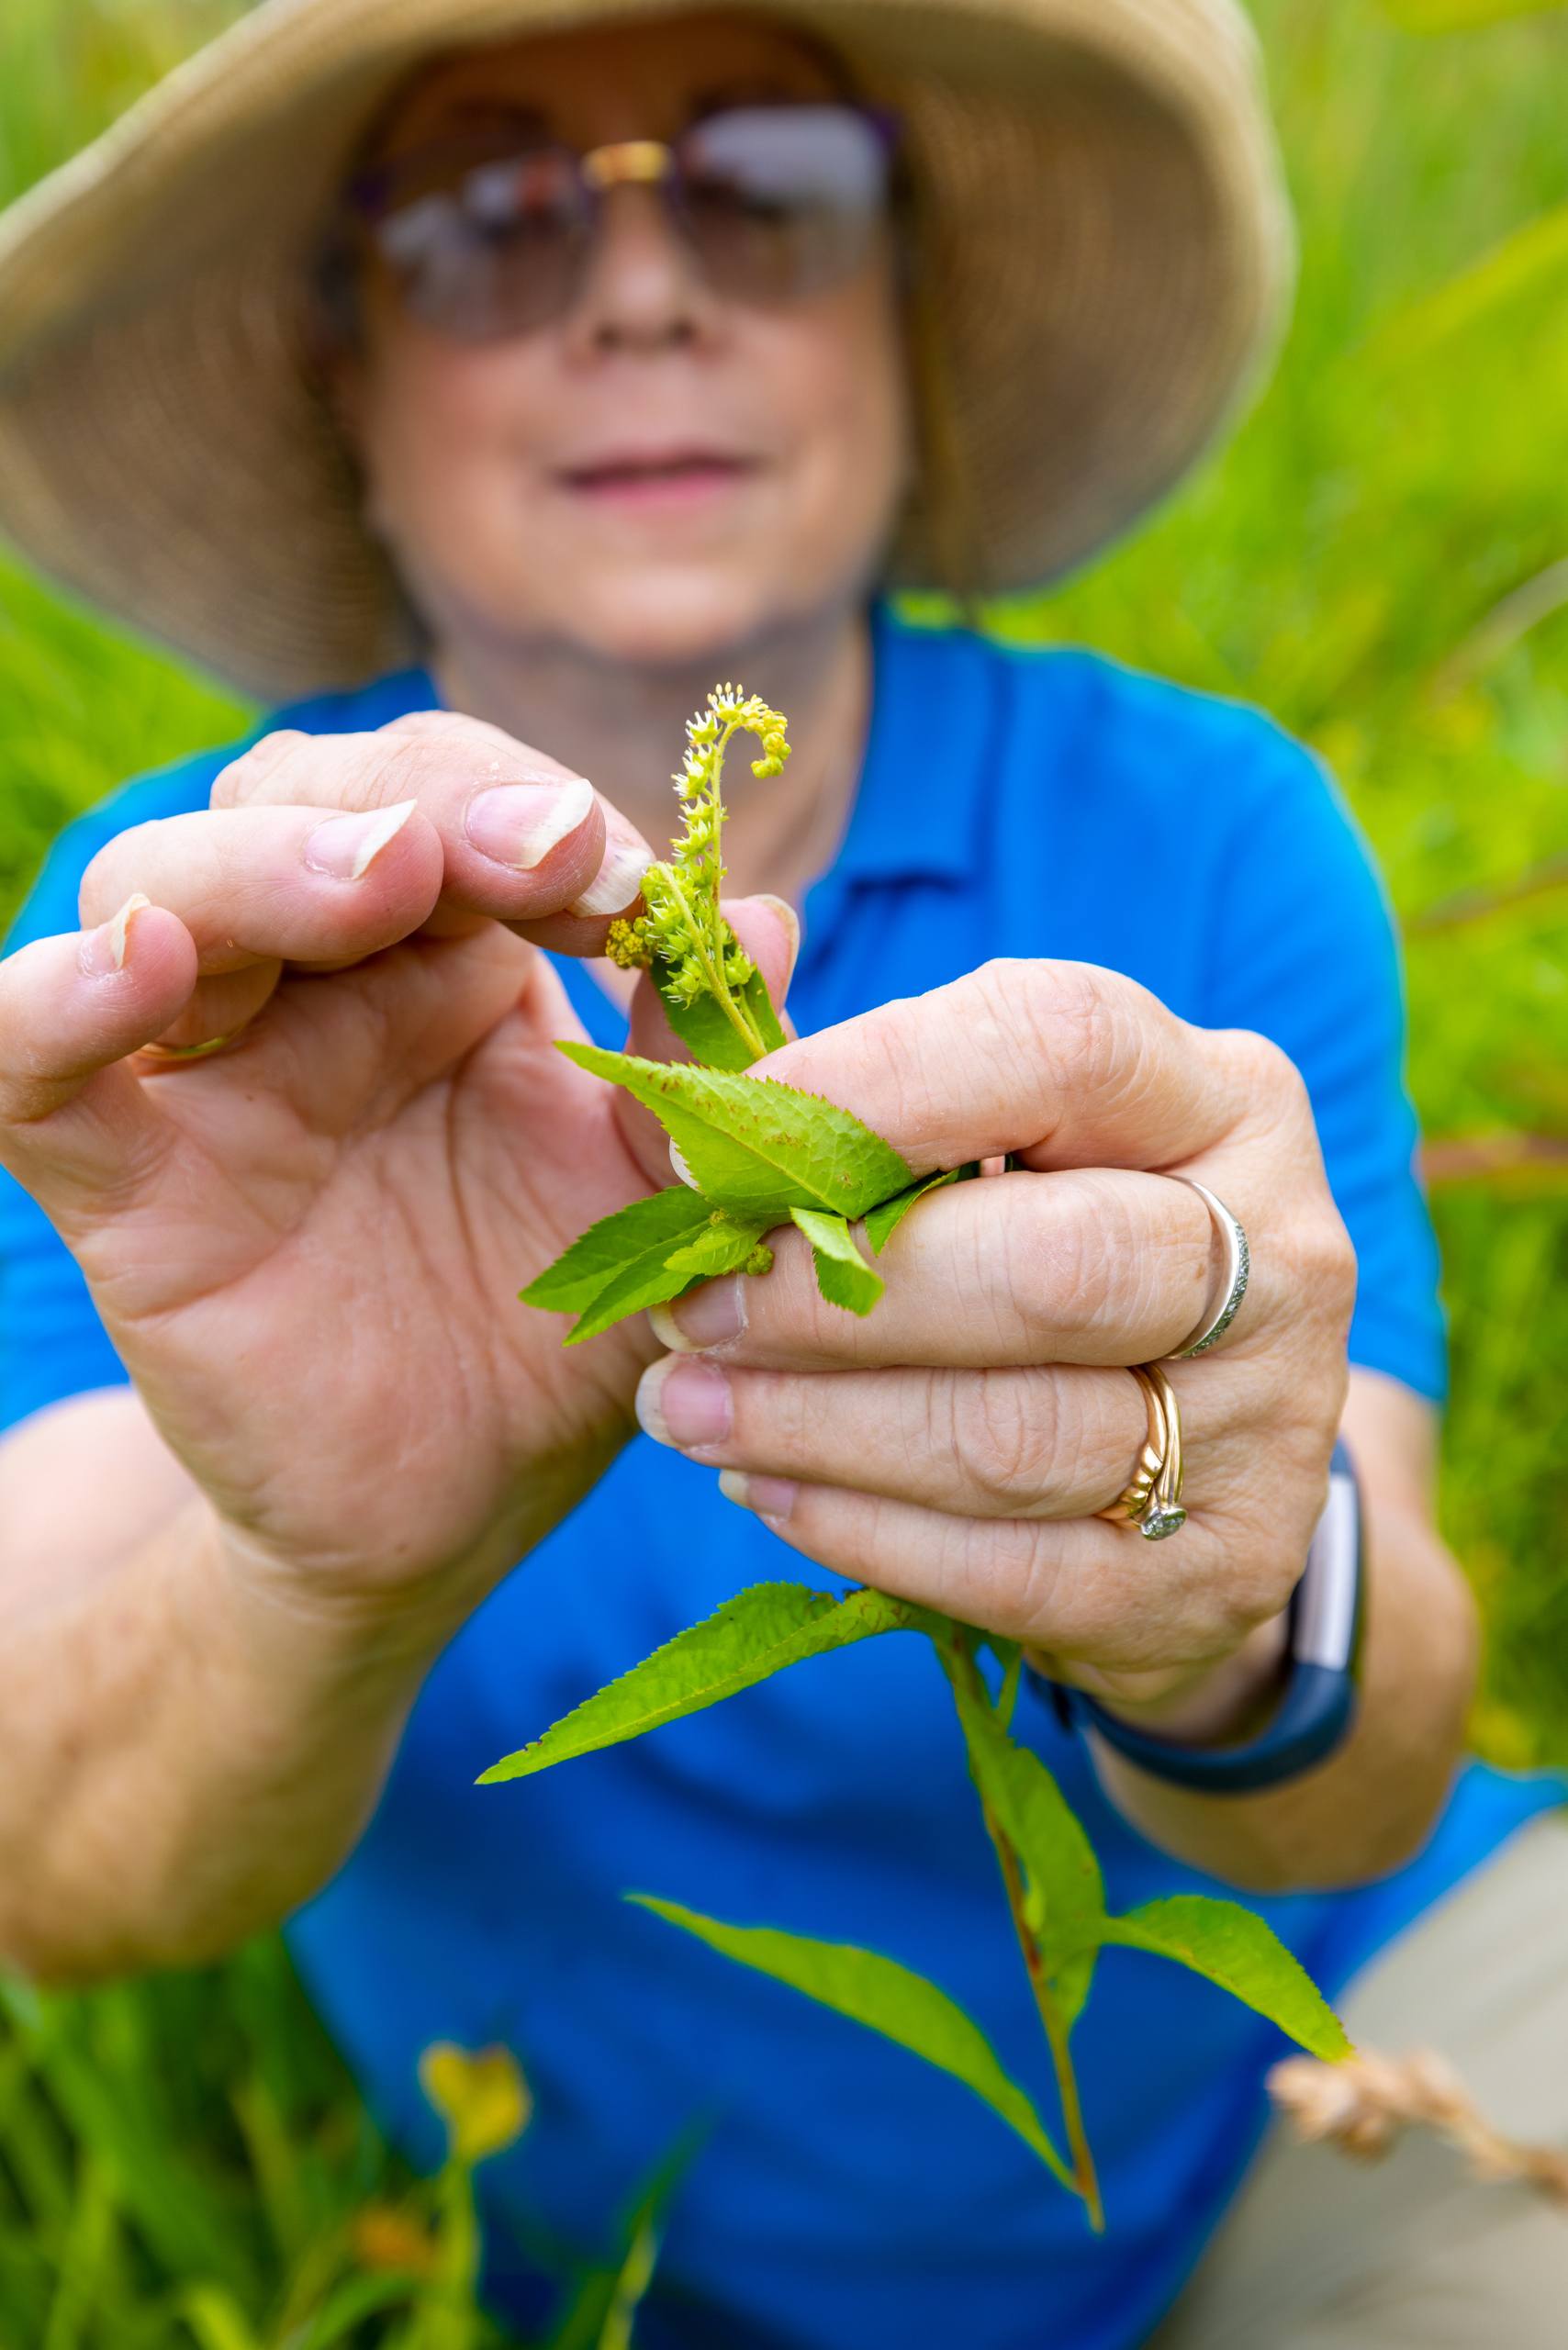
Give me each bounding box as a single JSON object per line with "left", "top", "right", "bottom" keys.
{"left": 563, "top": 1239, "right": 723, "bottom": 1345}
{"left": 863, "top": 1165, "right": 971, "bottom": 1254}
{"left": 630, "top": 1897, "right": 1074, "bottom": 2189}
{"left": 521, "top": 1188, "right": 711, "bottom": 1314}
{"left": 540, "top": 2123, "right": 705, "bottom": 2350}
{"left": 948, "top": 1675, "right": 1105, "bottom": 2027}
{"left": 557, "top": 1042, "right": 913, "bottom": 1217}
{"left": 1099, "top": 1896, "right": 1351, "bottom": 2062}
{"left": 656, "top": 958, "right": 787, "bottom": 1071}
{"left": 663, "top": 1211, "right": 773, "bottom": 1281}
{"left": 789, "top": 1205, "right": 884, "bottom": 1315}
{"left": 479, "top": 1583, "right": 909, "bottom": 1784}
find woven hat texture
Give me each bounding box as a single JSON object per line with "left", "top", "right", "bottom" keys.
{"left": 0, "top": 0, "right": 1292, "bottom": 699}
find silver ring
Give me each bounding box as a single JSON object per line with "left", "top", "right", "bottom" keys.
{"left": 1169, "top": 1179, "right": 1249, "bottom": 1359}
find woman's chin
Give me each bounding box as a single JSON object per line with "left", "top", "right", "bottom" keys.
{"left": 539, "top": 571, "right": 806, "bottom": 672}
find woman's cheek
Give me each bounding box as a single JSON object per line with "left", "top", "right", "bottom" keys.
{"left": 361, "top": 362, "right": 554, "bottom": 620}
{"left": 779, "top": 286, "right": 913, "bottom": 576}
{"left": 798, "top": 374, "right": 912, "bottom": 591}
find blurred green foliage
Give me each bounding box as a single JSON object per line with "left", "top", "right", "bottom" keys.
{"left": 1, "top": 0, "right": 1565, "bottom": 2338}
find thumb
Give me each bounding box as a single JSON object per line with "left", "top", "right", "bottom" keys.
{"left": 614, "top": 892, "right": 801, "bottom": 1187}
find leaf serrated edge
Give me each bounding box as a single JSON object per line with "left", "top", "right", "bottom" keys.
{"left": 478, "top": 1583, "right": 907, "bottom": 1784}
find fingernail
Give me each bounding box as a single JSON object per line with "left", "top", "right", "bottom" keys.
{"left": 668, "top": 1142, "right": 699, "bottom": 1191}
{"left": 465, "top": 775, "right": 595, "bottom": 869}
{"left": 569, "top": 835, "right": 649, "bottom": 918}
{"left": 649, "top": 1275, "right": 745, "bottom": 1353}
{"left": 80, "top": 891, "right": 151, "bottom": 976}
{"left": 754, "top": 894, "right": 801, "bottom": 989}
{"left": 719, "top": 1469, "right": 797, "bottom": 1524}
{"left": 636, "top": 1356, "right": 733, "bottom": 1450}
{"left": 304, "top": 799, "right": 418, "bottom": 880}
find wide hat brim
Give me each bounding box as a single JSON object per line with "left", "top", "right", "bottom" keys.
{"left": 0, "top": 0, "right": 1292, "bottom": 702}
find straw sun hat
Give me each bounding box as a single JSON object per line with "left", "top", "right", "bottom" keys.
{"left": 0, "top": 0, "right": 1291, "bottom": 702}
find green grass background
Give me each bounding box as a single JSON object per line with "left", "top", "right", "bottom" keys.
{"left": 1, "top": 0, "right": 1565, "bottom": 2337}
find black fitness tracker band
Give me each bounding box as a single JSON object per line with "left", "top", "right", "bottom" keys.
{"left": 1039, "top": 1440, "right": 1364, "bottom": 1795}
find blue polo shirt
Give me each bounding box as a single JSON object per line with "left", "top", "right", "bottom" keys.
{"left": 3, "top": 608, "right": 1558, "bottom": 2349}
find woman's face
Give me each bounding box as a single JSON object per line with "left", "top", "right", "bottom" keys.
{"left": 338, "top": 12, "right": 913, "bottom": 670}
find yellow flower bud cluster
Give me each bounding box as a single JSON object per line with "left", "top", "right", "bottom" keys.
{"left": 605, "top": 689, "right": 791, "bottom": 1046}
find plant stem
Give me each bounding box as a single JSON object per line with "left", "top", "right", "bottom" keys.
{"left": 941, "top": 1635, "right": 1104, "bottom": 2229}
{"left": 689, "top": 714, "right": 767, "bottom": 1059}
{"left": 989, "top": 1806, "right": 1104, "bottom": 2231}
{"left": 659, "top": 861, "right": 767, "bottom": 1060}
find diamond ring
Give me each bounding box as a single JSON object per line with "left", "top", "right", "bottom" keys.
{"left": 1099, "top": 1363, "right": 1186, "bottom": 1541}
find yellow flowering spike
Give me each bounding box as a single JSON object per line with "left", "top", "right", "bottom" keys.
{"left": 638, "top": 688, "right": 790, "bottom": 1061}
{"left": 419, "top": 2042, "right": 532, "bottom": 2167}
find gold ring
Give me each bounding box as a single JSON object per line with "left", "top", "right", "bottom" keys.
{"left": 1099, "top": 1364, "right": 1187, "bottom": 1541}
{"left": 133, "top": 1031, "right": 242, "bottom": 1064}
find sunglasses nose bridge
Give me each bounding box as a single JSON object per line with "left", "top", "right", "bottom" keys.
{"left": 580, "top": 139, "right": 676, "bottom": 194}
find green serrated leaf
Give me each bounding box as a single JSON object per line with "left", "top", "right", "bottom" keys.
{"left": 629, "top": 1897, "right": 1074, "bottom": 2189}
{"left": 1098, "top": 1896, "right": 1351, "bottom": 2062}
{"left": 663, "top": 1211, "right": 773, "bottom": 1281}
{"left": 521, "top": 1188, "right": 712, "bottom": 1315}
{"left": 656, "top": 957, "right": 787, "bottom": 1072}
{"left": 863, "top": 1165, "right": 971, "bottom": 1254}
{"left": 788, "top": 1205, "right": 884, "bottom": 1315}
{"left": 479, "top": 1583, "right": 909, "bottom": 1784}
{"left": 557, "top": 1042, "right": 914, "bottom": 1217}
{"left": 562, "top": 1227, "right": 730, "bottom": 1345}
{"left": 947, "top": 1677, "right": 1105, "bottom": 2027}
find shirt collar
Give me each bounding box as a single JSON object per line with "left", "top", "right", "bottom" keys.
{"left": 824, "top": 603, "right": 993, "bottom": 892}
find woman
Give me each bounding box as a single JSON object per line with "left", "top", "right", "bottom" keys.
{"left": 0, "top": 0, "right": 1562, "bottom": 2342}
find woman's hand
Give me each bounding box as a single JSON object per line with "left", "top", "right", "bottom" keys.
{"left": 635, "top": 958, "right": 1357, "bottom": 1726}
{"left": 0, "top": 711, "right": 792, "bottom": 1643}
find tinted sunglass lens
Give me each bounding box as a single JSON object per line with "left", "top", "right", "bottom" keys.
{"left": 676, "top": 106, "right": 891, "bottom": 301}
{"left": 375, "top": 150, "right": 589, "bottom": 340}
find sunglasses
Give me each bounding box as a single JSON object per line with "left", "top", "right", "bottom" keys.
{"left": 343, "top": 102, "right": 901, "bottom": 341}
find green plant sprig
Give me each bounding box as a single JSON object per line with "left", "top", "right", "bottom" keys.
{"left": 525, "top": 684, "right": 967, "bottom": 1340}
{"left": 508, "top": 688, "right": 1352, "bottom": 2229}
{"left": 482, "top": 1583, "right": 1352, "bottom": 2228}
{"left": 605, "top": 687, "right": 790, "bottom": 1066}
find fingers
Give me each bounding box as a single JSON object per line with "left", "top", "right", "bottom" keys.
{"left": 73, "top": 705, "right": 661, "bottom": 1057}
{"left": 220, "top": 920, "right": 544, "bottom": 1141}
{"left": 651, "top": 1167, "right": 1219, "bottom": 1370}
{"left": 81, "top": 799, "right": 444, "bottom": 972}
{"left": 213, "top": 714, "right": 653, "bottom": 948}
{"left": 0, "top": 898, "right": 194, "bottom": 1224}
{"left": 637, "top": 1356, "right": 1157, "bottom": 1520}
{"left": 139, "top": 960, "right": 284, "bottom": 1057}
{"left": 708, "top": 1470, "right": 1274, "bottom": 1672}
{"left": 79, "top": 797, "right": 448, "bottom": 1053}
{"left": 753, "top": 958, "right": 1298, "bottom": 1175}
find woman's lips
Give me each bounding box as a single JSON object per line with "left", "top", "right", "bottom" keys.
{"left": 556, "top": 452, "right": 760, "bottom": 509}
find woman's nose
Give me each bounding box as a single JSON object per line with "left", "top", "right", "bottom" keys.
{"left": 566, "top": 183, "right": 713, "bottom": 355}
